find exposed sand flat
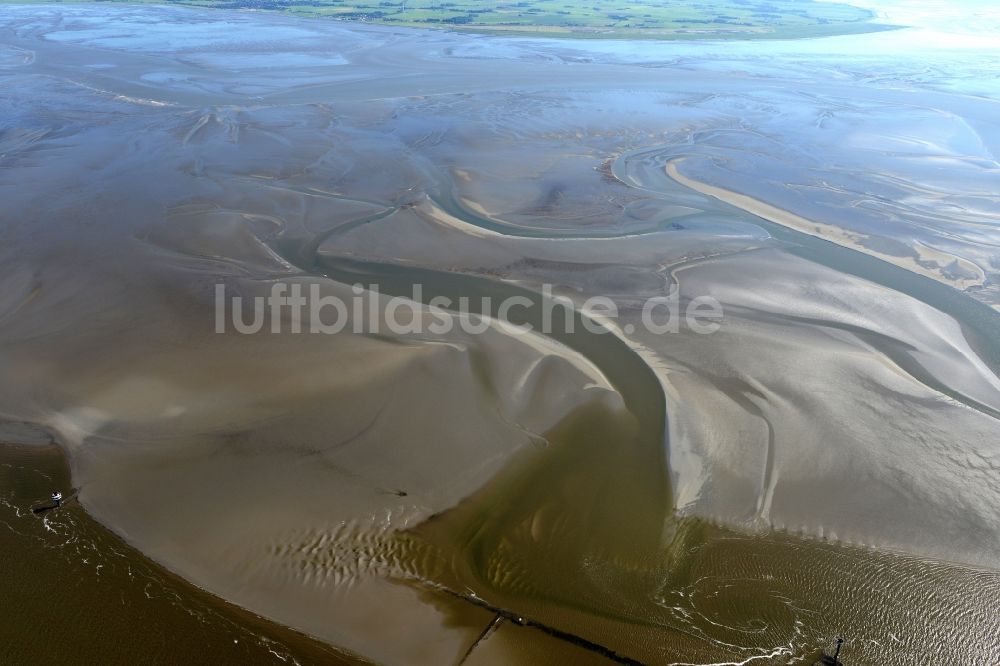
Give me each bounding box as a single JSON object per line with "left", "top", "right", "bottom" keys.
{"left": 657, "top": 250, "right": 1000, "bottom": 554}
{"left": 665, "top": 159, "right": 988, "bottom": 291}
{"left": 2, "top": 4, "right": 1000, "bottom": 664}
{"left": 66, "top": 292, "right": 628, "bottom": 664}
{"left": 314, "top": 179, "right": 1000, "bottom": 567}
{"left": 318, "top": 197, "right": 765, "bottom": 278}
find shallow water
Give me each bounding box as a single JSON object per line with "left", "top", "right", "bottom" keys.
{"left": 1, "top": 3, "right": 999, "bottom": 664}
{"left": 0, "top": 443, "right": 363, "bottom": 665}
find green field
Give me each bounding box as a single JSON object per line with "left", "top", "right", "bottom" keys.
{"left": 15, "top": 0, "right": 894, "bottom": 40}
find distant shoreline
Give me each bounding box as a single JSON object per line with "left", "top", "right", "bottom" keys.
{"left": 0, "top": 0, "right": 901, "bottom": 41}
{"left": 444, "top": 21, "right": 902, "bottom": 41}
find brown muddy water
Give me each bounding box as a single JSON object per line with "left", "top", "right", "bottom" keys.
{"left": 2, "top": 4, "right": 1000, "bottom": 665}
{"left": 0, "top": 443, "right": 363, "bottom": 665}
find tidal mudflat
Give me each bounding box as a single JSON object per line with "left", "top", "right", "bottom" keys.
{"left": 1, "top": 4, "right": 999, "bottom": 664}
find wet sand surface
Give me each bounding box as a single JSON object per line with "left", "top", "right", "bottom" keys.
{"left": 2, "top": 4, "right": 1000, "bottom": 664}
{"left": 0, "top": 442, "right": 364, "bottom": 665}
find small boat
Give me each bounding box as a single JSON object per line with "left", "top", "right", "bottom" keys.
{"left": 32, "top": 490, "right": 67, "bottom": 514}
